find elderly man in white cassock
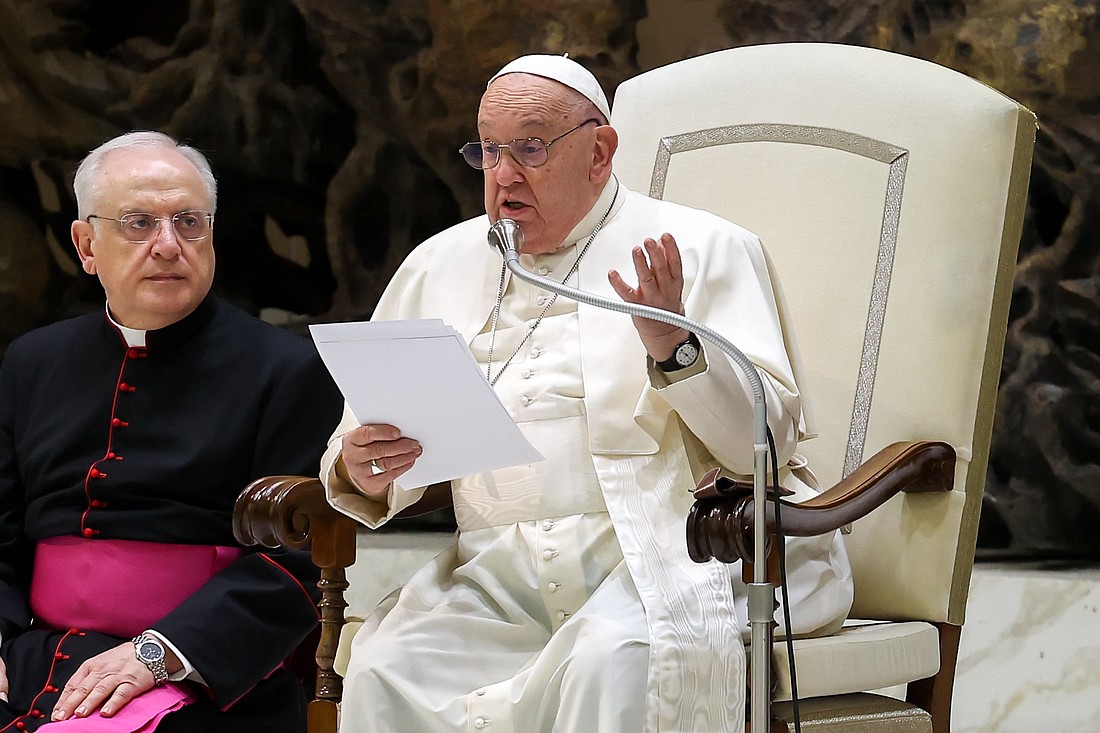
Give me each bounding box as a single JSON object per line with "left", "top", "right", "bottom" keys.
{"left": 321, "top": 54, "right": 854, "bottom": 732}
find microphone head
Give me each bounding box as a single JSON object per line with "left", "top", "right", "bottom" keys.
{"left": 488, "top": 218, "right": 523, "bottom": 257}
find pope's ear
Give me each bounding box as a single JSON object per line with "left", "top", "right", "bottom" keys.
{"left": 71, "top": 220, "right": 97, "bottom": 275}
{"left": 592, "top": 124, "right": 618, "bottom": 183}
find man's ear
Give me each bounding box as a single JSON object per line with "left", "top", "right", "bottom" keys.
{"left": 72, "top": 220, "right": 97, "bottom": 275}
{"left": 591, "top": 124, "right": 618, "bottom": 185}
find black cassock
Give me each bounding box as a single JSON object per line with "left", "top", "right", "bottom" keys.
{"left": 0, "top": 295, "right": 344, "bottom": 732}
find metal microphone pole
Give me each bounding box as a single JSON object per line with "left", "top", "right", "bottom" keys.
{"left": 489, "top": 219, "right": 774, "bottom": 733}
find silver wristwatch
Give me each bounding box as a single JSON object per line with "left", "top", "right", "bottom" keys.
{"left": 132, "top": 633, "right": 169, "bottom": 685}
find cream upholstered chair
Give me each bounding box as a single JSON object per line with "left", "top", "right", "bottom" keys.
{"left": 611, "top": 43, "right": 1035, "bottom": 731}
{"left": 233, "top": 42, "right": 1035, "bottom": 733}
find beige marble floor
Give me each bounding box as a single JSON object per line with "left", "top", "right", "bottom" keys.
{"left": 345, "top": 532, "right": 1100, "bottom": 732}
{"left": 953, "top": 562, "right": 1100, "bottom": 733}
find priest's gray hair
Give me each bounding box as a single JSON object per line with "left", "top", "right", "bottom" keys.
{"left": 73, "top": 131, "right": 218, "bottom": 219}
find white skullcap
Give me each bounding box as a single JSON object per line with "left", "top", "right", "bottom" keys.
{"left": 488, "top": 54, "right": 611, "bottom": 121}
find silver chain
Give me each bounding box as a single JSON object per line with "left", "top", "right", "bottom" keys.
{"left": 486, "top": 178, "right": 620, "bottom": 386}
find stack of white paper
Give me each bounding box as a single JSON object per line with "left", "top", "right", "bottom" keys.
{"left": 309, "top": 319, "right": 543, "bottom": 488}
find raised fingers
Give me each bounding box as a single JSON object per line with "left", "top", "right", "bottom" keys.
{"left": 633, "top": 241, "right": 657, "bottom": 289}
{"left": 642, "top": 234, "right": 682, "bottom": 286}
{"left": 659, "top": 232, "right": 683, "bottom": 282}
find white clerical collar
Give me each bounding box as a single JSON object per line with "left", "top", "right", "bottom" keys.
{"left": 105, "top": 304, "right": 147, "bottom": 347}
{"left": 559, "top": 174, "right": 622, "bottom": 250}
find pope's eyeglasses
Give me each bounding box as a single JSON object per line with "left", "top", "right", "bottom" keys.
{"left": 459, "top": 118, "right": 600, "bottom": 170}
{"left": 87, "top": 211, "right": 213, "bottom": 243}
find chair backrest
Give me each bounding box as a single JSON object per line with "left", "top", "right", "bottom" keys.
{"left": 612, "top": 43, "right": 1034, "bottom": 625}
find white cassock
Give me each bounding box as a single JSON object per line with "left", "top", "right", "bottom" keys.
{"left": 323, "top": 178, "right": 854, "bottom": 733}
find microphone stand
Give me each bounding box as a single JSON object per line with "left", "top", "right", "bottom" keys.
{"left": 489, "top": 219, "right": 775, "bottom": 733}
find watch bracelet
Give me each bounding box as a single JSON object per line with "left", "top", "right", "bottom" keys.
{"left": 132, "top": 633, "right": 170, "bottom": 685}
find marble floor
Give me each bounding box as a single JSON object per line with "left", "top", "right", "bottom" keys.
{"left": 345, "top": 531, "right": 1100, "bottom": 732}
{"left": 952, "top": 561, "right": 1100, "bottom": 733}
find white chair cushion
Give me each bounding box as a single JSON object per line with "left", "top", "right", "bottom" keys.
{"left": 772, "top": 620, "right": 940, "bottom": 701}
{"left": 337, "top": 619, "right": 939, "bottom": 700}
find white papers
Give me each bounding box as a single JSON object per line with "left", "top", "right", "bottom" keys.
{"left": 309, "top": 320, "right": 543, "bottom": 488}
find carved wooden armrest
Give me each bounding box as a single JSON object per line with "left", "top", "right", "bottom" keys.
{"left": 233, "top": 475, "right": 356, "bottom": 732}
{"left": 686, "top": 440, "right": 956, "bottom": 564}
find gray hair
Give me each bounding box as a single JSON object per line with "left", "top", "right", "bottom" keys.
{"left": 73, "top": 131, "right": 218, "bottom": 219}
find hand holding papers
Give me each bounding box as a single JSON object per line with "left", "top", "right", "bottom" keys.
{"left": 310, "top": 320, "right": 543, "bottom": 489}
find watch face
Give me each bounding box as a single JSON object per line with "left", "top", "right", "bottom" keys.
{"left": 675, "top": 342, "right": 699, "bottom": 366}
{"left": 138, "top": 640, "right": 165, "bottom": 662}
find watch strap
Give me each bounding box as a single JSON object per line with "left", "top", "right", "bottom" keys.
{"left": 132, "top": 633, "right": 169, "bottom": 685}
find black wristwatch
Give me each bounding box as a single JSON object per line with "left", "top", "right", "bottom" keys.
{"left": 656, "top": 333, "right": 701, "bottom": 372}
{"left": 133, "top": 633, "right": 169, "bottom": 685}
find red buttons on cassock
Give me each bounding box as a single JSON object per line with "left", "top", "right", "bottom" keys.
{"left": 111, "top": 417, "right": 128, "bottom": 427}
{"left": 90, "top": 499, "right": 104, "bottom": 508}
{"left": 45, "top": 685, "right": 58, "bottom": 693}
{"left": 16, "top": 721, "right": 26, "bottom": 730}
{"left": 119, "top": 382, "right": 137, "bottom": 392}
{"left": 89, "top": 467, "right": 105, "bottom": 479}
{"left": 126, "top": 348, "right": 143, "bottom": 359}
{"left": 82, "top": 528, "right": 95, "bottom": 538}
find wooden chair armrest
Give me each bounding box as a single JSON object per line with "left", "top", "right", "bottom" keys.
{"left": 231, "top": 475, "right": 454, "bottom": 733}
{"left": 233, "top": 475, "right": 357, "bottom": 564}
{"left": 687, "top": 440, "right": 956, "bottom": 563}
{"left": 233, "top": 475, "right": 356, "bottom": 726}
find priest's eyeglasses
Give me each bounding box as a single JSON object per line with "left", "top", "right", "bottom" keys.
{"left": 87, "top": 211, "right": 214, "bottom": 243}
{"left": 459, "top": 118, "right": 600, "bottom": 170}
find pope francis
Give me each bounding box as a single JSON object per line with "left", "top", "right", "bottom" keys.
{"left": 321, "top": 54, "right": 854, "bottom": 733}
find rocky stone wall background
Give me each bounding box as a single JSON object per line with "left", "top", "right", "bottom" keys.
{"left": 0, "top": 0, "right": 1096, "bottom": 557}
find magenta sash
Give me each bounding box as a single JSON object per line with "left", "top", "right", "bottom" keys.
{"left": 30, "top": 536, "right": 243, "bottom": 639}
{"left": 33, "top": 686, "right": 196, "bottom": 732}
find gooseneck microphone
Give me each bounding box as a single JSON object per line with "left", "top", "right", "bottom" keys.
{"left": 488, "top": 216, "right": 776, "bottom": 724}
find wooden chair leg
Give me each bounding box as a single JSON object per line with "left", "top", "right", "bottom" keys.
{"left": 309, "top": 699, "right": 340, "bottom": 733}
{"left": 309, "top": 515, "right": 357, "bottom": 733}
{"left": 906, "top": 622, "right": 961, "bottom": 733}
{"left": 314, "top": 564, "right": 351, "bottom": 704}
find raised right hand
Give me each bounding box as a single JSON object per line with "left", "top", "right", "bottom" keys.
{"left": 340, "top": 424, "right": 422, "bottom": 498}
